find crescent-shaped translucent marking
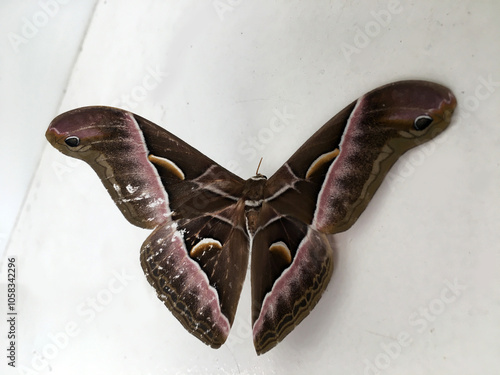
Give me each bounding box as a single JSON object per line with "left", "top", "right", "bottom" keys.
{"left": 269, "top": 241, "right": 292, "bottom": 264}
{"left": 148, "top": 154, "right": 186, "bottom": 180}
{"left": 190, "top": 238, "right": 223, "bottom": 258}
{"left": 305, "top": 148, "right": 340, "bottom": 179}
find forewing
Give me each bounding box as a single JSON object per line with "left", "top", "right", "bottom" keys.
{"left": 264, "top": 80, "right": 457, "bottom": 234}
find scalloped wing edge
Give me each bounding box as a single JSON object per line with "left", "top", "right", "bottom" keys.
{"left": 140, "top": 221, "right": 231, "bottom": 348}
{"left": 252, "top": 228, "right": 334, "bottom": 354}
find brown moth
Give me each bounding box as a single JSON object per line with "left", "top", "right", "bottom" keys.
{"left": 46, "top": 80, "right": 456, "bottom": 354}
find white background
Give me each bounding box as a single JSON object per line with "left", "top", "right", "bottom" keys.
{"left": 1, "top": 1, "right": 499, "bottom": 374}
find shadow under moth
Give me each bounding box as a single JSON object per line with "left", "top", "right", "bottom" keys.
{"left": 45, "top": 80, "right": 456, "bottom": 354}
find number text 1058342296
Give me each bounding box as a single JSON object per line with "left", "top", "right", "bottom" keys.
{"left": 6, "top": 257, "right": 16, "bottom": 368}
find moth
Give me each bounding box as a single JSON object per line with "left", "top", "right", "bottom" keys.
{"left": 45, "top": 80, "right": 456, "bottom": 354}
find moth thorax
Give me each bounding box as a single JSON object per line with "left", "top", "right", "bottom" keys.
{"left": 243, "top": 175, "right": 267, "bottom": 201}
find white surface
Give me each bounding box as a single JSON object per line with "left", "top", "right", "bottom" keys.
{"left": 1, "top": 1, "right": 500, "bottom": 374}
{"left": 0, "top": 1, "right": 98, "bottom": 261}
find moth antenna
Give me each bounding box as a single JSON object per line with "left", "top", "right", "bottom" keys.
{"left": 256, "top": 157, "right": 263, "bottom": 175}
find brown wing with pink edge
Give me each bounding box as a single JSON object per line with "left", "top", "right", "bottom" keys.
{"left": 251, "top": 81, "right": 456, "bottom": 354}
{"left": 46, "top": 80, "right": 456, "bottom": 354}
{"left": 46, "top": 106, "right": 250, "bottom": 348}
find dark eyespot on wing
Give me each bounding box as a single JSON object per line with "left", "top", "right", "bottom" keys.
{"left": 64, "top": 136, "right": 80, "bottom": 147}
{"left": 413, "top": 115, "right": 433, "bottom": 131}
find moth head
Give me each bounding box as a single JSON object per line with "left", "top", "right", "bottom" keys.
{"left": 45, "top": 106, "right": 129, "bottom": 160}
{"left": 363, "top": 80, "right": 457, "bottom": 139}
